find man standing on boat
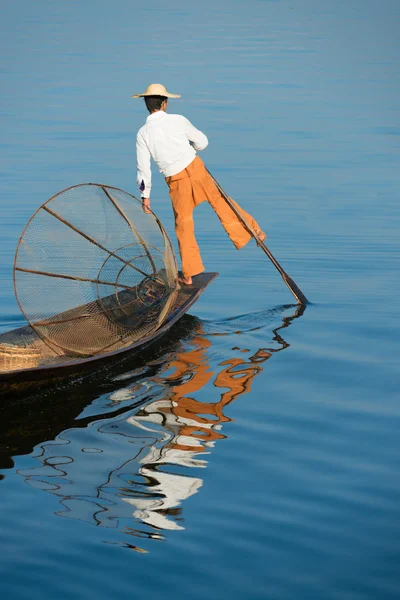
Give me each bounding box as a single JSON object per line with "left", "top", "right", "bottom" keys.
{"left": 133, "top": 83, "right": 265, "bottom": 285}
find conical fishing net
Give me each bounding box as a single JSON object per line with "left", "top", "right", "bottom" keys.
{"left": 14, "top": 184, "right": 179, "bottom": 356}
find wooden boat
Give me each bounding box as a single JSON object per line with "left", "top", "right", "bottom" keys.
{"left": 0, "top": 272, "right": 217, "bottom": 397}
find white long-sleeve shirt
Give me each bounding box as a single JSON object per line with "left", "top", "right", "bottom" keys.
{"left": 136, "top": 111, "right": 208, "bottom": 198}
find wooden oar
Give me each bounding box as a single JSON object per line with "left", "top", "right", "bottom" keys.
{"left": 206, "top": 169, "right": 309, "bottom": 305}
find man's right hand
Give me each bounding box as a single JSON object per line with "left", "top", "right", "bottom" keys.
{"left": 142, "top": 198, "right": 151, "bottom": 214}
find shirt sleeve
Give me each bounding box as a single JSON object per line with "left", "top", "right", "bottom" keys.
{"left": 136, "top": 131, "right": 152, "bottom": 198}
{"left": 183, "top": 117, "right": 208, "bottom": 151}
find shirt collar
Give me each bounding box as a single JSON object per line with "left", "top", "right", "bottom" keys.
{"left": 146, "top": 111, "right": 166, "bottom": 123}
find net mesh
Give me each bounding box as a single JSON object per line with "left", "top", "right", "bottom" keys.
{"left": 14, "top": 184, "right": 179, "bottom": 356}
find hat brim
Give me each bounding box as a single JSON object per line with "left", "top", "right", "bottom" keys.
{"left": 131, "top": 92, "right": 181, "bottom": 99}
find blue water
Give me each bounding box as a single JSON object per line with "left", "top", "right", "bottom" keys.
{"left": 1, "top": 1, "right": 400, "bottom": 598}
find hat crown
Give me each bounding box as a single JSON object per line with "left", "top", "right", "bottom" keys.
{"left": 132, "top": 83, "right": 181, "bottom": 99}
{"left": 145, "top": 83, "right": 167, "bottom": 95}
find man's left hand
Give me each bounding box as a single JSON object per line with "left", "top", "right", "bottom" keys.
{"left": 142, "top": 198, "right": 151, "bottom": 214}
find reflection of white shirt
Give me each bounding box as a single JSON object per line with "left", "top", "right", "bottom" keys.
{"left": 124, "top": 402, "right": 207, "bottom": 530}
{"left": 136, "top": 111, "right": 208, "bottom": 198}
{"left": 123, "top": 462, "right": 203, "bottom": 531}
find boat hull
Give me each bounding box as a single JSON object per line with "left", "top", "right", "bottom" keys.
{"left": 0, "top": 272, "right": 217, "bottom": 396}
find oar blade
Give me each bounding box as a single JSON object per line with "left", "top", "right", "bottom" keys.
{"left": 283, "top": 273, "right": 308, "bottom": 305}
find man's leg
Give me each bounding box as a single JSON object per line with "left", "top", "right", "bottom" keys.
{"left": 191, "top": 159, "right": 265, "bottom": 250}
{"left": 212, "top": 195, "right": 266, "bottom": 249}
{"left": 168, "top": 177, "right": 205, "bottom": 283}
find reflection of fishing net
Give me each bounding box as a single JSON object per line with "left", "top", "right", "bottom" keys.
{"left": 14, "top": 184, "right": 178, "bottom": 356}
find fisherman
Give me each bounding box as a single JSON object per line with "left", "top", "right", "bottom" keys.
{"left": 133, "top": 83, "right": 266, "bottom": 285}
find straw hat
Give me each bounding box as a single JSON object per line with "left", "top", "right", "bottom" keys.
{"left": 131, "top": 83, "right": 181, "bottom": 99}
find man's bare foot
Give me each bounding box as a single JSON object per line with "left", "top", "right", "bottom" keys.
{"left": 255, "top": 230, "right": 266, "bottom": 243}
{"left": 178, "top": 275, "right": 193, "bottom": 285}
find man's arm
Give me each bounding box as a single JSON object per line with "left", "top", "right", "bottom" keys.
{"left": 136, "top": 131, "right": 152, "bottom": 211}
{"left": 183, "top": 117, "right": 208, "bottom": 151}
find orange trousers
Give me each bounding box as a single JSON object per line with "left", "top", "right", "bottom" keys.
{"left": 165, "top": 156, "right": 263, "bottom": 278}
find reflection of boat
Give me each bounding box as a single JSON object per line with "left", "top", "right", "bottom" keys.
{"left": 1, "top": 304, "right": 305, "bottom": 550}
{"left": 0, "top": 272, "right": 217, "bottom": 397}
{"left": 0, "top": 314, "right": 202, "bottom": 470}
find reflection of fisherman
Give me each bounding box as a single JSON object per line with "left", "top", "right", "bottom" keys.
{"left": 133, "top": 83, "right": 266, "bottom": 285}
{"left": 122, "top": 330, "right": 270, "bottom": 531}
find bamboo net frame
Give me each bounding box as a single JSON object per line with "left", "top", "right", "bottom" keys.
{"left": 12, "top": 183, "right": 179, "bottom": 358}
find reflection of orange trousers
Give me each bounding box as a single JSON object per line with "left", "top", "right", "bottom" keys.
{"left": 165, "top": 156, "right": 262, "bottom": 278}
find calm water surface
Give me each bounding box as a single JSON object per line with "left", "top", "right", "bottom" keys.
{"left": 1, "top": 1, "right": 399, "bottom": 599}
